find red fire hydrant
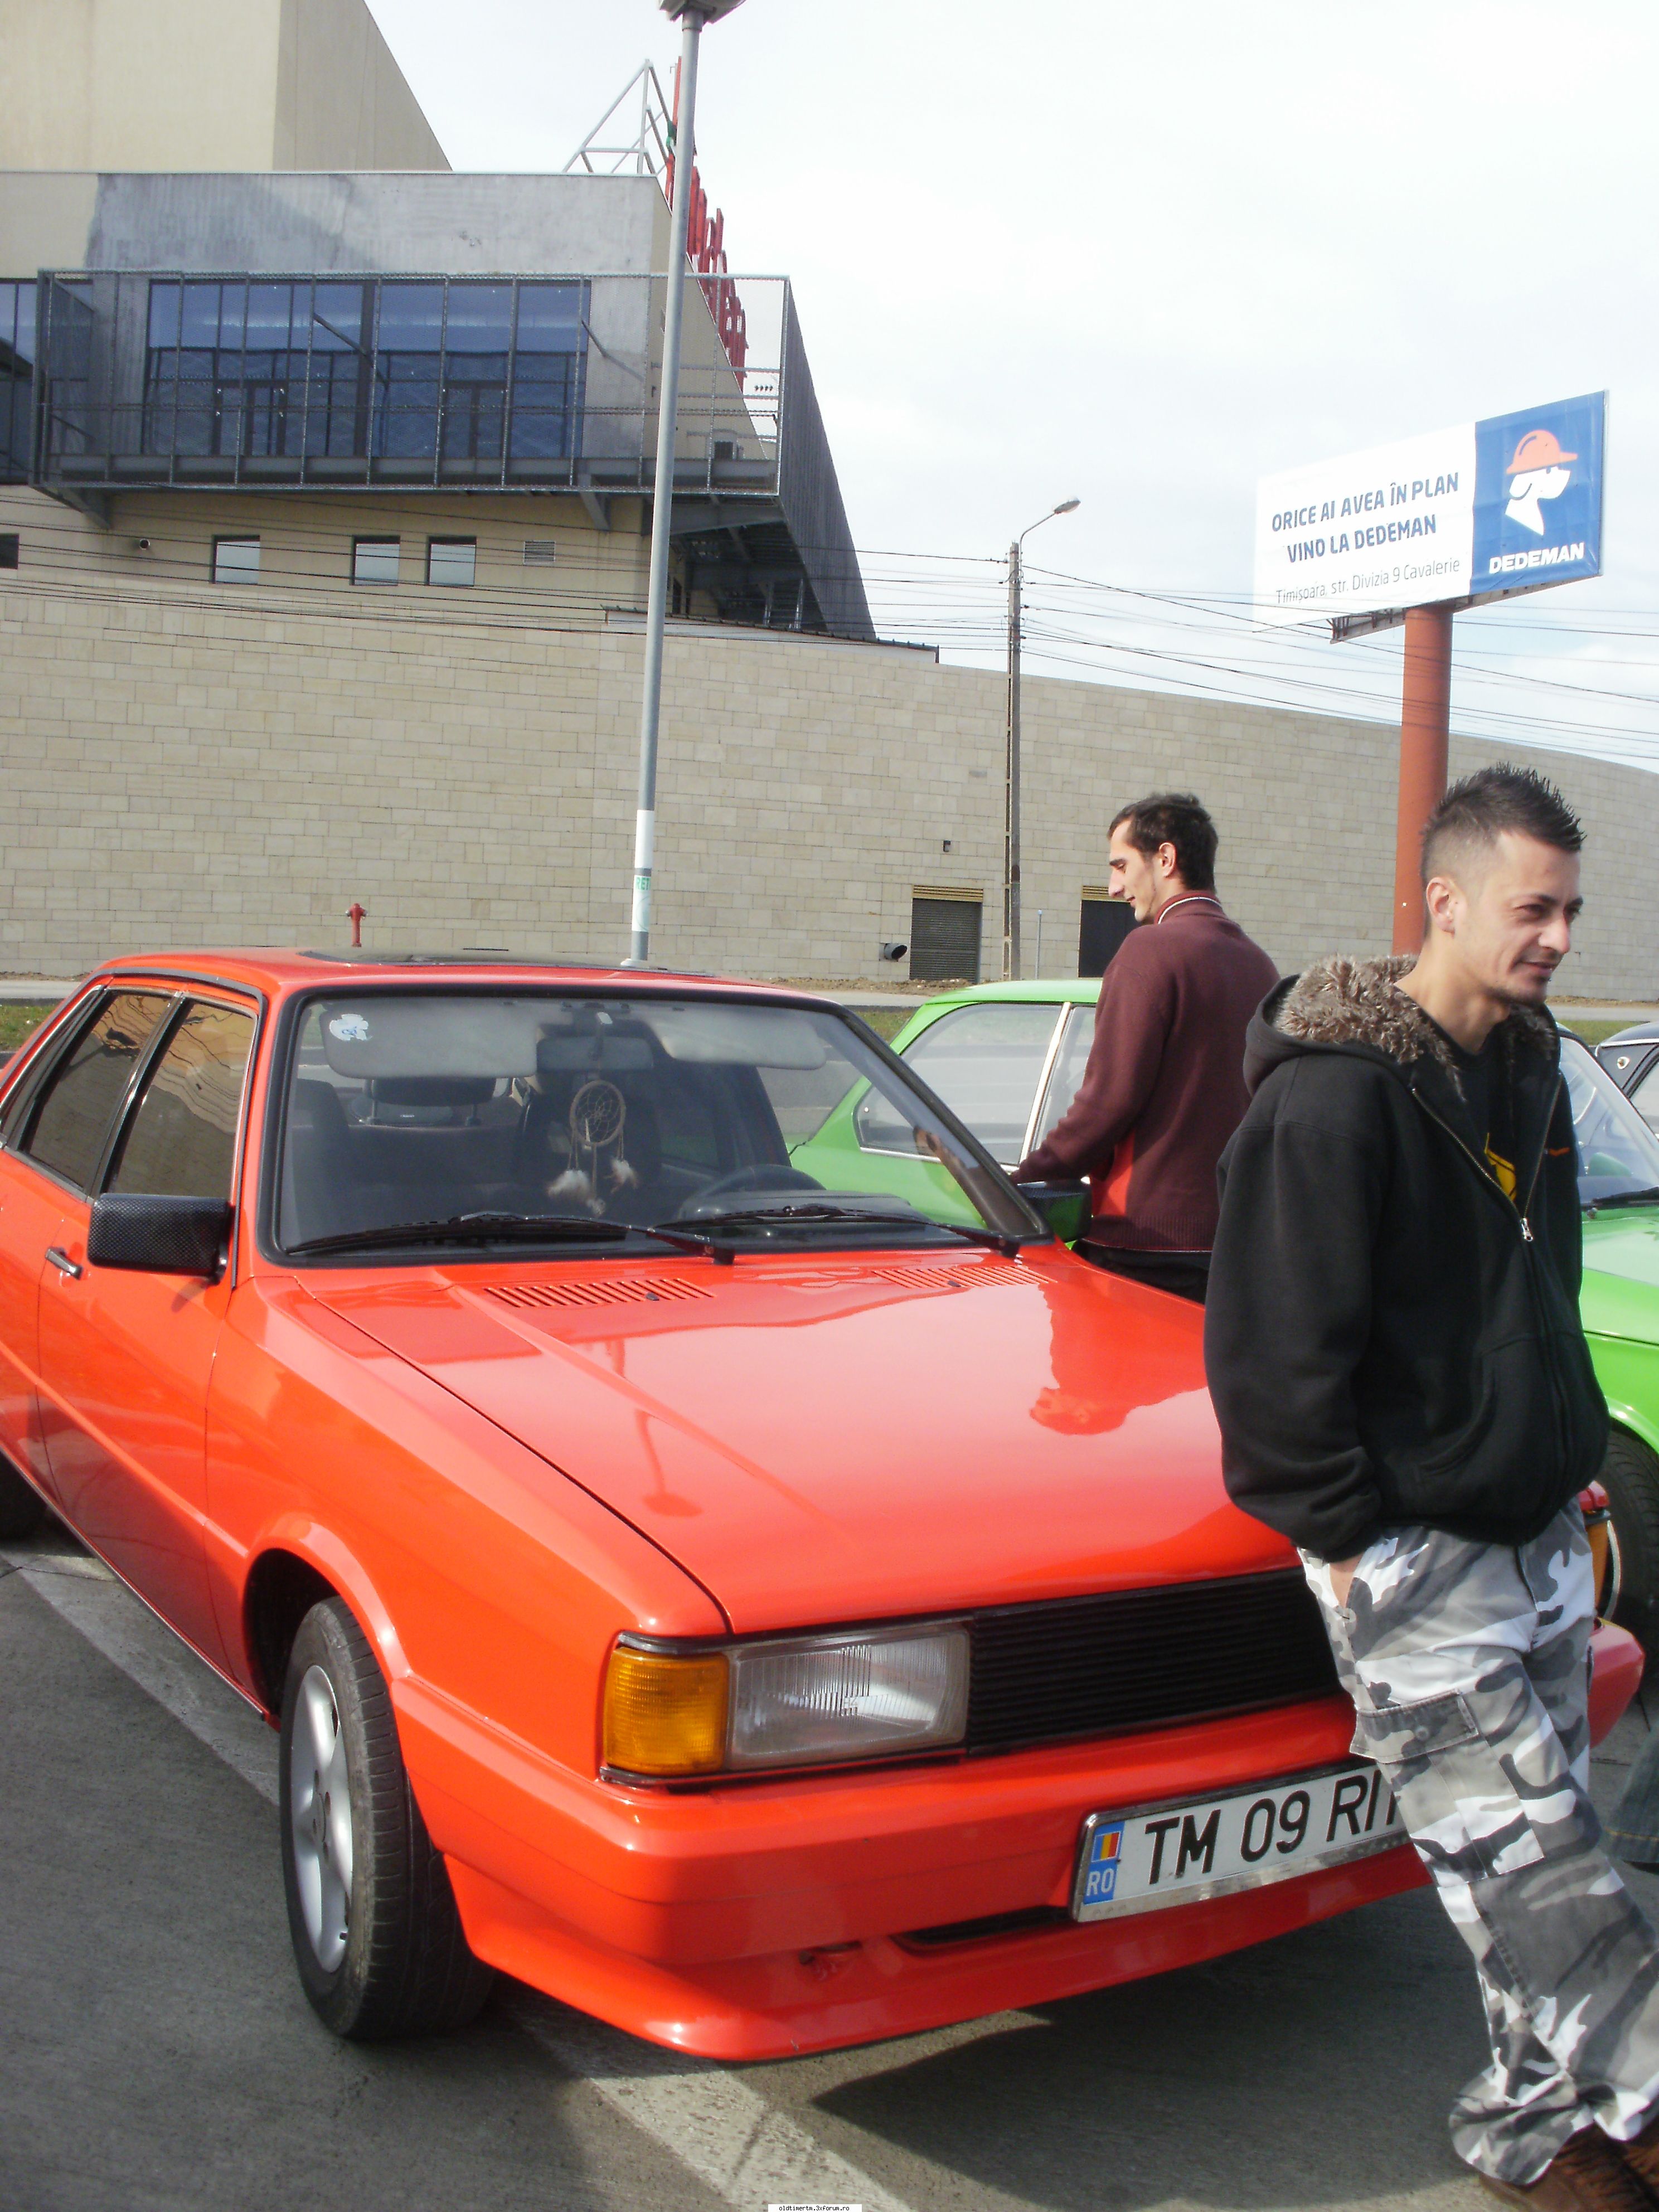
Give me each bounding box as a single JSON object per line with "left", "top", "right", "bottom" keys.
{"left": 348, "top": 903, "right": 366, "bottom": 948}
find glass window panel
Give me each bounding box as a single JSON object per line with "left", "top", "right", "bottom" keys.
{"left": 508, "top": 355, "right": 575, "bottom": 459}
{"left": 857, "top": 1002, "right": 1061, "bottom": 1164}
{"left": 376, "top": 353, "right": 440, "bottom": 457}
{"left": 217, "top": 282, "right": 247, "bottom": 351}
{"left": 146, "top": 281, "right": 181, "bottom": 350}
{"left": 311, "top": 283, "right": 366, "bottom": 352}
{"left": 515, "top": 284, "right": 584, "bottom": 351}
{"left": 304, "top": 350, "right": 363, "bottom": 456}
{"left": 426, "top": 539, "right": 476, "bottom": 586}
{"left": 108, "top": 1003, "right": 254, "bottom": 1201}
{"left": 376, "top": 282, "right": 443, "bottom": 351}
{"left": 353, "top": 537, "right": 400, "bottom": 585}
{"left": 244, "top": 283, "right": 292, "bottom": 351}
{"left": 180, "top": 282, "right": 221, "bottom": 348}
{"left": 445, "top": 284, "right": 512, "bottom": 353}
{"left": 1562, "top": 1040, "right": 1659, "bottom": 1203}
{"left": 25, "top": 993, "right": 172, "bottom": 1189}
{"left": 440, "top": 376, "right": 505, "bottom": 460}
{"left": 1627, "top": 1061, "right": 1659, "bottom": 1135}
{"left": 212, "top": 537, "right": 260, "bottom": 583}
{"left": 14, "top": 285, "right": 35, "bottom": 361}
{"left": 47, "top": 284, "right": 94, "bottom": 379}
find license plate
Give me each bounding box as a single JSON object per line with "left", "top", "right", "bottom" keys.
{"left": 1071, "top": 1762, "right": 1407, "bottom": 1920}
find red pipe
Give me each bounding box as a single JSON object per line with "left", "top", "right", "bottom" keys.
{"left": 1392, "top": 603, "right": 1453, "bottom": 955}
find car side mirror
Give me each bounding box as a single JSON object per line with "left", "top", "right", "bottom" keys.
{"left": 87, "top": 1194, "right": 232, "bottom": 1279}
{"left": 1017, "top": 1180, "right": 1090, "bottom": 1244}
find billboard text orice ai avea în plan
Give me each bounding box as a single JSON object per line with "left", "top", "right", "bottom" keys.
{"left": 1253, "top": 391, "right": 1604, "bottom": 627}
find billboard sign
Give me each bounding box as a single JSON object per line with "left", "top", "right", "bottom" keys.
{"left": 1254, "top": 391, "right": 1604, "bottom": 628}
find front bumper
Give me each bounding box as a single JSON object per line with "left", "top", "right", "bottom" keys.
{"left": 403, "top": 1621, "right": 1643, "bottom": 2060}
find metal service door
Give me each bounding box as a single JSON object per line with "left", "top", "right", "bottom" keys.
{"left": 909, "top": 894, "right": 984, "bottom": 985}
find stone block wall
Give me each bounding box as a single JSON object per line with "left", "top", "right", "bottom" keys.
{"left": 2, "top": 527, "right": 1655, "bottom": 996}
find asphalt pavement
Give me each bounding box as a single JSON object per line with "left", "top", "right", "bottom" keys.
{"left": 4, "top": 1521, "right": 1657, "bottom": 2212}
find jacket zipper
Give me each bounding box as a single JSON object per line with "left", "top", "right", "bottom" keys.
{"left": 1409, "top": 1070, "right": 1557, "bottom": 1239}
{"left": 1410, "top": 1070, "right": 1569, "bottom": 1471}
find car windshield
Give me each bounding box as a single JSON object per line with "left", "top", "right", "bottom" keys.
{"left": 1561, "top": 1035, "right": 1659, "bottom": 1208}
{"left": 275, "top": 990, "right": 1040, "bottom": 1260}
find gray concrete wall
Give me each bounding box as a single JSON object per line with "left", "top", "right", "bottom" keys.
{"left": 1, "top": 522, "right": 1653, "bottom": 996}
{"left": 0, "top": 171, "right": 666, "bottom": 278}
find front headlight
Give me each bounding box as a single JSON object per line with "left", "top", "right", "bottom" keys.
{"left": 603, "top": 1623, "right": 969, "bottom": 1778}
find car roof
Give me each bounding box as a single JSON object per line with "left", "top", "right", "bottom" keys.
{"left": 1598, "top": 1023, "right": 1659, "bottom": 1052}
{"left": 903, "top": 977, "right": 1104, "bottom": 1017}
{"left": 72, "top": 950, "right": 849, "bottom": 1008}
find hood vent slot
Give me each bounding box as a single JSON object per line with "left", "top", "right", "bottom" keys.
{"left": 486, "top": 1275, "right": 712, "bottom": 1312}
{"left": 853, "top": 1258, "right": 1013, "bottom": 1289}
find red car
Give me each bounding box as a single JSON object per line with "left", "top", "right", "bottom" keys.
{"left": 0, "top": 952, "right": 1640, "bottom": 2056}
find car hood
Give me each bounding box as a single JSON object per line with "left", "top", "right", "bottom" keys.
{"left": 305, "top": 1248, "right": 1291, "bottom": 1633}
{"left": 1583, "top": 1207, "right": 1659, "bottom": 1340}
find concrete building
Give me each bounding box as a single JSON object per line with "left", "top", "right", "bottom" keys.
{"left": 2, "top": 0, "right": 1656, "bottom": 993}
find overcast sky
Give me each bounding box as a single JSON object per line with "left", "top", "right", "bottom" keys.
{"left": 366, "top": 0, "right": 1659, "bottom": 770}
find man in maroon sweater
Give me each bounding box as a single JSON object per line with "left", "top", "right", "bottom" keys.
{"left": 1012, "top": 792, "right": 1277, "bottom": 1303}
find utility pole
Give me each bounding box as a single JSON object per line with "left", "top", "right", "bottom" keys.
{"left": 1004, "top": 498, "right": 1079, "bottom": 980}
{"left": 627, "top": 0, "right": 746, "bottom": 967}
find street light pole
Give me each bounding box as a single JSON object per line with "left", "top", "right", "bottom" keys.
{"left": 1004, "top": 498, "right": 1079, "bottom": 981}
{"left": 627, "top": 0, "right": 746, "bottom": 967}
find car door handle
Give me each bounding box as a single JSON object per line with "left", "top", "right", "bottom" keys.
{"left": 45, "top": 1246, "right": 83, "bottom": 1280}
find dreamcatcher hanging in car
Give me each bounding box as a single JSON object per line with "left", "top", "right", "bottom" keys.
{"left": 549, "top": 1079, "right": 639, "bottom": 1214}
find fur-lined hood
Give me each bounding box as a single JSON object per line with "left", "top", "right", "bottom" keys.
{"left": 1246, "top": 953, "right": 1558, "bottom": 1102}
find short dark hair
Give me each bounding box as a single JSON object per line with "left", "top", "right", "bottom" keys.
{"left": 1108, "top": 792, "right": 1218, "bottom": 892}
{"left": 1421, "top": 763, "right": 1584, "bottom": 886}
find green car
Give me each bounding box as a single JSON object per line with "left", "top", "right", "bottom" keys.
{"left": 794, "top": 979, "right": 1659, "bottom": 1646}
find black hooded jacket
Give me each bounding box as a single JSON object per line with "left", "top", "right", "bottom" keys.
{"left": 1203, "top": 955, "right": 1607, "bottom": 1560}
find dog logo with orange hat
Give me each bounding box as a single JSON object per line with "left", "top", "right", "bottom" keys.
{"left": 1505, "top": 426, "right": 1576, "bottom": 536}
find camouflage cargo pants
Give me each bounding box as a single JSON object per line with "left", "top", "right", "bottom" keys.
{"left": 1302, "top": 1506, "right": 1659, "bottom": 2184}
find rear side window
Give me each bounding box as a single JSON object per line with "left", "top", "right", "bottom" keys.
{"left": 108, "top": 1001, "right": 255, "bottom": 1200}
{"left": 23, "top": 993, "right": 172, "bottom": 1189}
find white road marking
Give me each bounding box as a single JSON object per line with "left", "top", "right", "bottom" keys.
{"left": 2, "top": 1539, "right": 280, "bottom": 1799}
{"left": 2, "top": 1533, "right": 920, "bottom": 2212}
{"left": 512, "top": 1997, "right": 915, "bottom": 2212}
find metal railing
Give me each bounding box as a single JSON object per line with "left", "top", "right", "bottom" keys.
{"left": 30, "top": 269, "right": 783, "bottom": 500}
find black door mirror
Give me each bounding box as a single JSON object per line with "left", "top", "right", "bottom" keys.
{"left": 1017, "top": 1179, "right": 1090, "bottom": 1244}
{"left": 87, "top": 1194, "right": 232, "bottom": 1279}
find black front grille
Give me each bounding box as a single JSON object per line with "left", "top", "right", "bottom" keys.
{"left": 966, "top": 1569, "right": 1340, "bottom": 1754}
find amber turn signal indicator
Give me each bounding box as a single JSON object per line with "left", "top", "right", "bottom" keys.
{"left": 603, "top": 1646, "right": 729, "bottom": 1777}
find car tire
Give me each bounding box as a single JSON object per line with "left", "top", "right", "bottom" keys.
{"left": 279, "top": 1595, "right": 493, "bottom": 2040}
{"left": 0, "top": 1452, "right": 48, "bottom": 1540}
{"left": 1600, "top": 1429, "right": 1659, "bottom": 1653}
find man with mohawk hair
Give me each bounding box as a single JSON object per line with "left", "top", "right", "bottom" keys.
{"left": 1207, "top": 764, "right": 1659, "bottom": 2212}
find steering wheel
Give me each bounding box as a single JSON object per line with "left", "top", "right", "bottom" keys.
{"left": 681, "top": 1163, "right": 824, "bottom": 1211}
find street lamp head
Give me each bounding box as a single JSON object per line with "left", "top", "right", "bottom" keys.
{"left": 1053, "top": 498, "right": 1080, "bottom": 515}
{"left": 659, "top": 0, "right": 746, "bottom": 18}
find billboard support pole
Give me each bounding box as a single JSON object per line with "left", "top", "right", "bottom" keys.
{"left": 1392, "top": 601, "right": 1454, "bottom": 955}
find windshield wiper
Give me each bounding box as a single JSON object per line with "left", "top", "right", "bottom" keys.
{"left": 288, "top": 1211, "right": 738, "bottom": 1262}
{"left": 289, "top": 1211, "right": 637, "bottom": 1258}
{"left": 1584, "top": 1186, "right": 1659, "bottom": 1215}
{"left": 674, "top": 1203, "right": 1023, "bottom": 1256}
